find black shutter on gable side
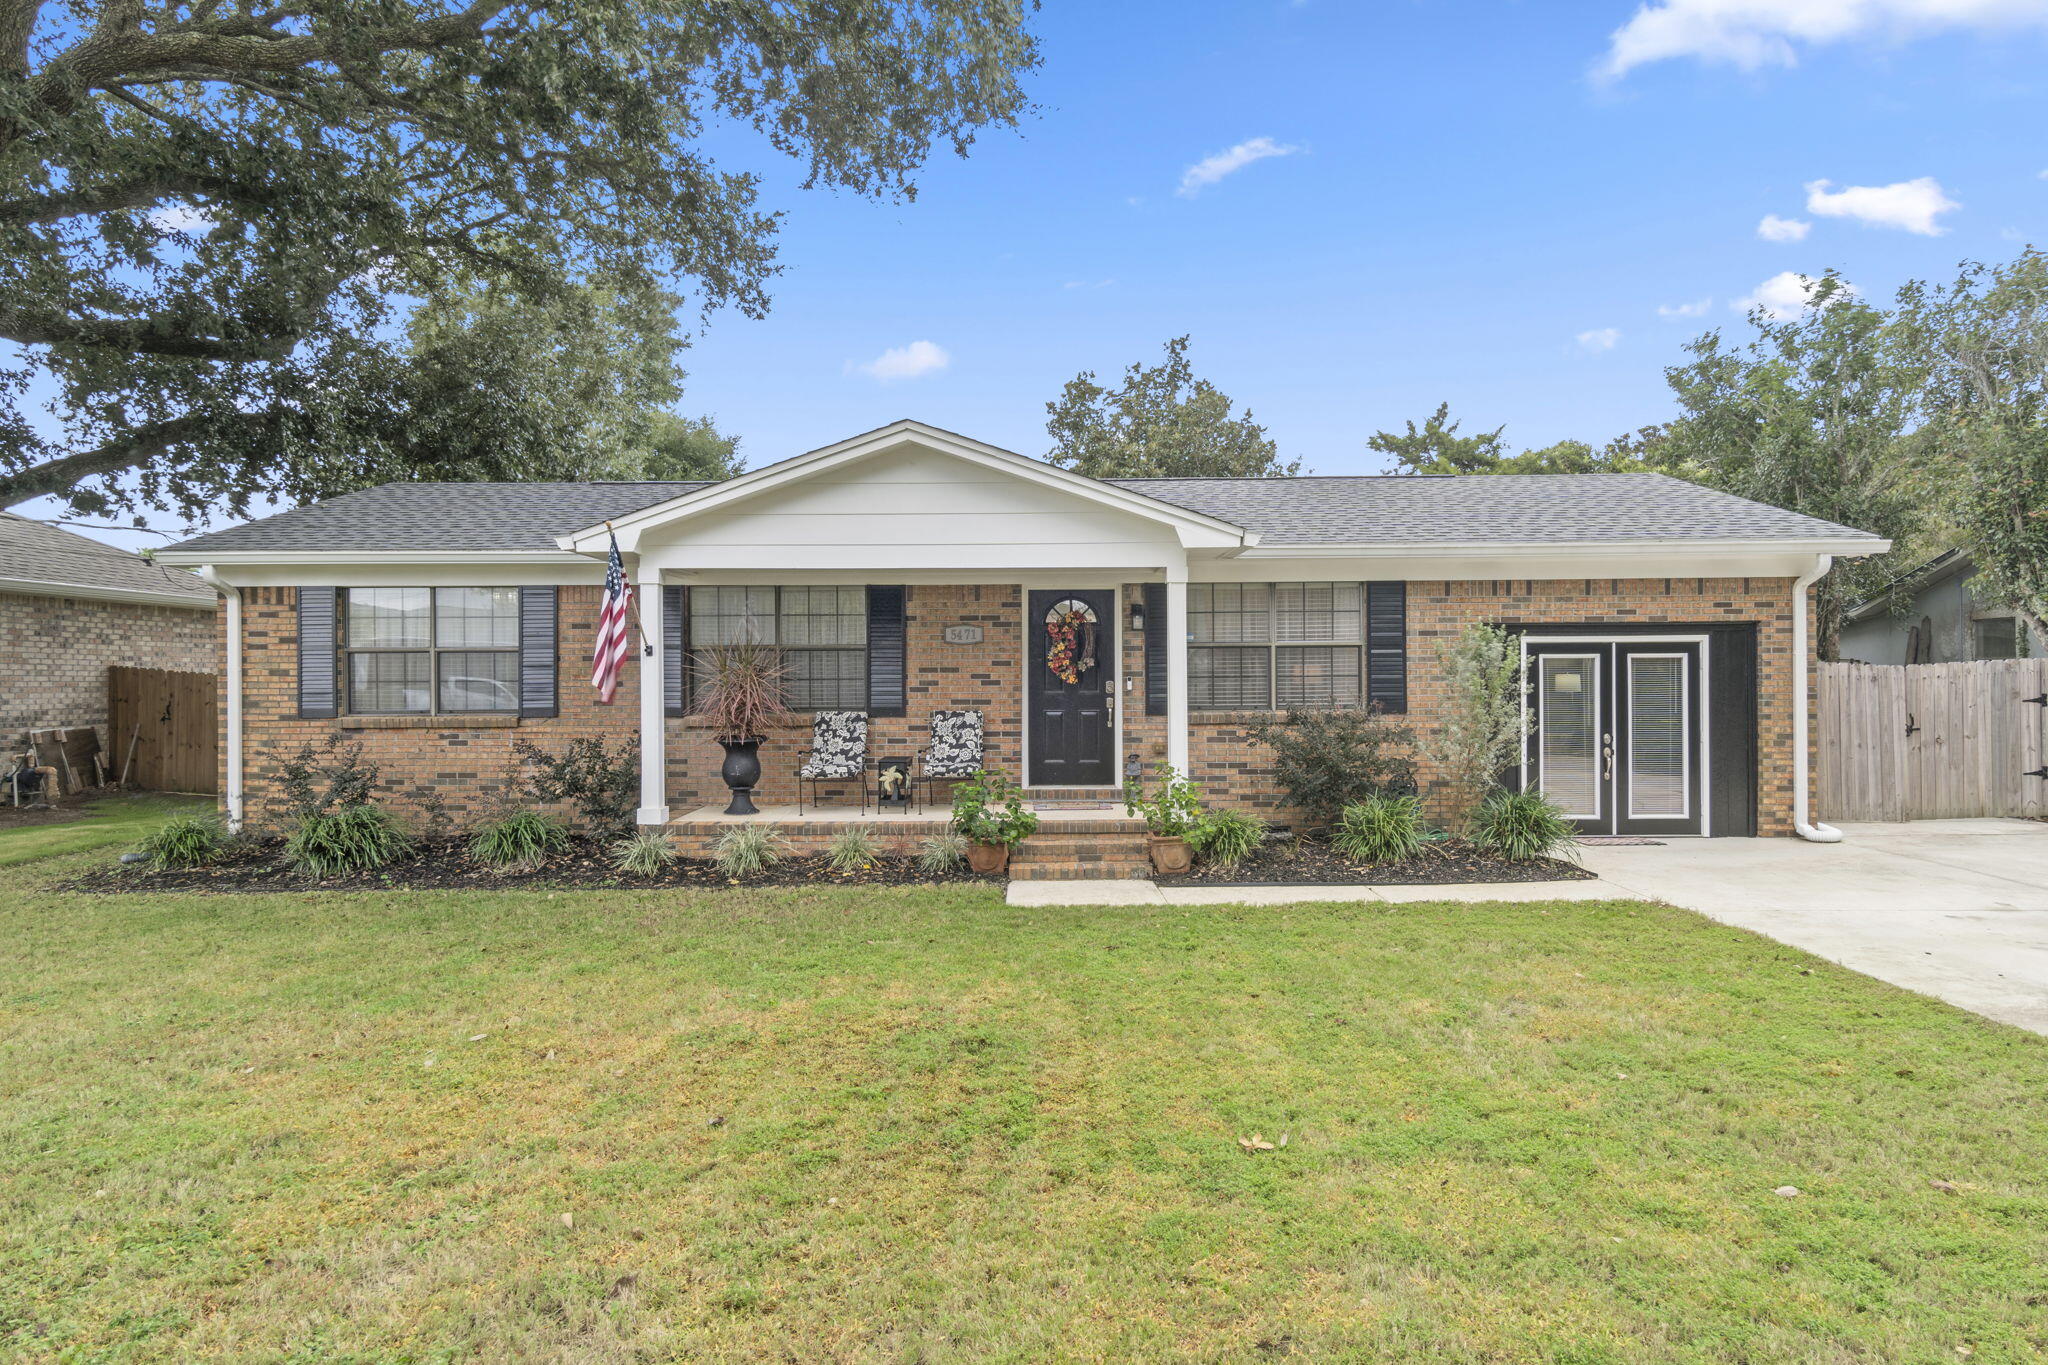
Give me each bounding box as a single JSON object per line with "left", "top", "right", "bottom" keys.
{"left": 1366, "top": 580, "right": 1408, "bottom": 715}
{"left": 1144, "top": 582, "right": 1167, "bottom": 717}
{"left": 297, "top": 587, "right": 339, "bottom": 719}
{"left": 866, "top": 586, "right": 907, "bottom": 717}
{"left": 664, "top": 585, "right": 688, "bottom": 717}
{"left": 518, "top": 587, "right": 558, "bottom": 718}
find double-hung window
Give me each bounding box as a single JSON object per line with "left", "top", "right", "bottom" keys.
{"left": 688, "top": 586, "right": 868, "bottom": 710}
{"left": 1188, "top": 582, "right": 1363, "bottom": 709}
{"left": 343, "top": 587, "right": 520, "bottom": 714}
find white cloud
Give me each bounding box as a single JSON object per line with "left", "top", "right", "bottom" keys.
{"left": 1577, "top": 327, "right": 1623, "bottom": 352}
{"left": 1176, "top": 137, "right": 1301, "bottom": 197}
{"left": 1657, "top": 297, "right": 1714, "bottom": 318}
{"left": 1804, "top": 176, "right": 1959, "bottom": 234}
{"left": 148, "top": 202, "right": 215, "bottom": 234}
{"left": 1062, "top": 277, "right": 1117, "bottom": 290}
{"left": 848, "top": 340, "right": 949, "bottom": 382}
{"left": 1757, "top": 213, "right": 1812, "bottom": 241}
{"left": 1735, "top": 270, "right": 1858, "bottom": 320}
{"left": 1597, "top": 0, "right": 2048, "bottom": 79}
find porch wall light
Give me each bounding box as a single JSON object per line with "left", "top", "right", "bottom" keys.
{"left": 1129, "top": 601, "right": 1146, "bottom": 632}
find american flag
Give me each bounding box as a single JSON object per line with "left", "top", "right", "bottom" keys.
{"left": 591, "top": 531, "right": 633, "bottom": 703}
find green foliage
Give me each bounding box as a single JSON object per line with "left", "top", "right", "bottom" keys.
{"left": 627, "top": 413, "right": 746, "bottom": 481}
{"left": 1368, "top": 403, "right": 1666, "bottom": 475}
{"left": 284, "top": 805, "right": 414, "bottom": 879}
{"left": 467, "top": 810, "right": 570, "bottom": 871}
{"left": 136, "top": 813, "right": 233, "bottom": 871}
{"left": 1421, "top": 623, "right": 1531, "bottom": 827}
{"left": 1, "top": 1, "right": 1039, "bottom": 519}
{"left": 271, "top": 736, "right": 381, "bottom": 826}
{"left": 689, "top": 642, "right": 794, "bottom": 741}
{"left": 1470, "top": 789, "right": 1578, "bottom": 863}
{"left": 1186, "top": 808, "right": 1268, "bottom": 868}
{"left": 713, "top": 824, "right": 790, "bottom": 878}
{"left": 1046, "top": 336, "right": 1300, "bottom": 478}
{"left": 1122, "top": 764, "right": 1205, "bottom": 837}
{"left": 1245, "top": 709, "right": 1416, "bottom": 828}
{"left": 826, "top": 826, "right": 880, "bottom": 872}
{"left": 950, "top": 769, "right": 1039, "bottom": 849}
{"left": 513, "top": 735, "right": 640, "bottom": 835}
{"left": 611, "top": 828, "right": 679, "bottom": 877}
{"left": 915, "top": 831, "right": 969, "bottom": 875}
{"left": 1331, "top": 794, "right": 1424, "bottom": 864}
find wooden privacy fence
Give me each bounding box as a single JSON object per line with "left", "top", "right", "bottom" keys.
{"left": 108, "top": 666, "right": 218, "bottom": 794}
{"left": 1819, "top": 658, "right": 2048, "bottom": 822}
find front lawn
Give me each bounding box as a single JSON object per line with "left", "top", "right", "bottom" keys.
{"left": 3, "top": 851, "right": 2044, "bottom": 1361}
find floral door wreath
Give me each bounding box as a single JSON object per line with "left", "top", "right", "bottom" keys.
{"left": 1044, "top": 598, "right": 1099, "bottom": 685}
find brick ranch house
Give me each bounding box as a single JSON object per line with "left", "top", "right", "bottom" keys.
{"left": 158, "top": 419, "right": 1888, "bottom": 841}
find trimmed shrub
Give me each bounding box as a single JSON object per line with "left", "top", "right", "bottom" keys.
{"left": 1245, "top": 709, "right": 1416, "bottom": 827}
{"left": 1470, "top": 789, "right": 1577, "bottom": 862}
{"left": 285, "top": 804, "right": 413, "bottom": 878}
{"left": 468, "top": 809, "right": 570, "bottom": 871}
{"left": 137, "top": 814, "right": 232, "bottom": 870}
{"left": 714, "top": 824, "right": 790, "bottom": 878}
{"left": 916, "top": 831, "right": 969, "bottom": 874}
{"left": 611, "top": 829, "right": 678, "bottom": 876}
{"left": 826, "top": 826, "right": 880, "bottom": 872}
{"left": 1187, "top": 809, "right": 1268, "bottom": 868}
{"left": 513, "top": 735, "right": 640, "bottom": 835}
{"left": 1332, "top": 794, "right": 1424, "bottom": 864}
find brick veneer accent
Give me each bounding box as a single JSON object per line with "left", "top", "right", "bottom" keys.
{"left": 224, "top": 577, "right": 1812, "bottom": 836}
{"left": 2, "top": 589, "right": 215, "bottom": 750}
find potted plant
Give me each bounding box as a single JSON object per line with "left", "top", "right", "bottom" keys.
{"left": 689, "top": 641, "right": 794, "bottom": 816}
{"left": 1124, "top": 764, "right": 1204, "bottom": 875}
{"left": 950, "top": 768, "right": 1039, "bottom": 874}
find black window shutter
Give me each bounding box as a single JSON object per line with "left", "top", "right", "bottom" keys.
{"left": 297, "top": 586, "right": 340, "bottom": 719}
{"left": 518, "top": 586, "right": 558, "bottom": 718}
{"left": 1144, "top": 582, "right": 1168, "bottom": 716}
{"left": 866, "top": 586, "right": 907, "bottom": 717}
{"left": 664, "top": 585, "right": 687, "bottom": 717}
{"left": 1366, "top": 581, "right": 1408, "bottom": 714}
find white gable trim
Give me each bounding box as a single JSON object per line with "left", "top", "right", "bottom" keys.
{"left": 556, "top": 419, "right": 1256, "bottom": 555}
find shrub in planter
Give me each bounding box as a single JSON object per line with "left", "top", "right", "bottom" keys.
{"left": 611, "top": 828, "right": 678, "bottom": 876}
{"left": 826, "top": 826, "right": 880, "bottom": 872}
{"left": 136, "top": 813, "right": 233, "bottom": 870}
{"left": 468, "top": 809, "right": 570, "bottom": 871}
{"left": 1245, "top": 709, "right": 1416, "bottom": 827}
{"left": 1470, "top": 789, "right": 1577, "bottom": 862}
{"left": 916, "top": 831, "right": 969, "bottom": 875}
{"left": 1123, "top": 765, "right": 1204, "bottom": 874}
{"left": 714, "top": 823, "right": 792, "bottom": 878}
{"left": 1332, "top": 794, "right": 1425, "bottom": 864}
{"left": 284, "top": 804, "right": 413, "bottom": 878}
{"left": 950, "top": 769, "right": 1038, "bottom": 873}
{"left": 1186, "top": 808, "right": 1268, "bottom": 869}
{"left": 689, "top": 643, "right": 795, "bottom": 817}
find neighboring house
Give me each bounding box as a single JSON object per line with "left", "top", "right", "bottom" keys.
{"left": 0, "top": 510, "right": 218, "bottom": 752}
{"left": 157, "top": 420, "right": 1889, "bottom": 838}
{"left": 1839, "top": 550, "right": 2042, "bottom": 665}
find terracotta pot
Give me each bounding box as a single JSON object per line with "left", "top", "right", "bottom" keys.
{"left": 1148, "top": 835, "right": 1192, "bottom": 875}
{"left": 966, "top": 840, "right": 1011, "bottom": 875}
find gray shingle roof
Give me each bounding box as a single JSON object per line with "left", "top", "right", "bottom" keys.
{"left": 1107, "top": 472, "right": 1878, "bottom": 545}
{"left": 0, "top": 511, "right": 217, "bottom": 602}
{"left": 160, "top": 469, "right": 1879, "bottom": 556}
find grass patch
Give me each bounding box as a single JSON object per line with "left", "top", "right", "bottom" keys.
{"left": 0, "top": 792, "right": 213, "bottom": 867}
{"left": 1, "top": 852, "right": 2044, "bottom": 1361}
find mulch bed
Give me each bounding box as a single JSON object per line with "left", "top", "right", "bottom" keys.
{"left": 60, "top": 836, "right": 1001, "bottom": 896}
{"left": 1153, "top": 835, "right": 1593, "bottom": 886}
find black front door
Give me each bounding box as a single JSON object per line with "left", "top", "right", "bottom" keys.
{"left": 1027, "top": 589, "right": 1117, "bottom": 787}
{"left": 1525, "top": 640, "right": 1705, "bottom": 836}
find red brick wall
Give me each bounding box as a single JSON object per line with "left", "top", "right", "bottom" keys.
{"left": 225, "top": 576, "right": 1810, "bottom": 834}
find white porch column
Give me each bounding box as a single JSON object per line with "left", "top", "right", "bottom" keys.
{"left": 1165, "top": 564, "right": 1190, "bottom": 778}
{"left": 636, "top": 569, "right": 670, "bottom": 826}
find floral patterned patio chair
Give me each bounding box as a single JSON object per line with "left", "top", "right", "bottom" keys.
{"left": 797, "top": 710, "right": 869, "bottom": 815}
{"left": 916, "top": 709, "right": 984, "bottom": 811}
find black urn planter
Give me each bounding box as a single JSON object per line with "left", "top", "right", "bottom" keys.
{"left": 717, "top": 736, "right": 764, "bottom": 816}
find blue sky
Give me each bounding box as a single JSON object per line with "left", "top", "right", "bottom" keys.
{"left": 42, "top": 0, "right": 2048, "bottom": 549}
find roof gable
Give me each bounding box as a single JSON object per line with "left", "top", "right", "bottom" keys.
{"left": 0, "top": 511, "right": 216, "bottom": 605}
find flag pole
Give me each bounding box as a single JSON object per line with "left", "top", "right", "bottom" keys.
{"left": 609, "top": 521, "right": 657, "bottom": 657}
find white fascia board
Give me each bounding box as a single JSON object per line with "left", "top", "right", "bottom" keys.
{"left": 154, "top": 550, "right": 585, "bottom": 567}
{"left": 556, "top": 419, "right": 1253, "bottom": 553}
{"left": 1235, "top": 536, "right": 1891, "bottom": 561}
{"left": 154, "top": 550, "right": 603, "bottom": 589}
{"left": 0, "top": 576, "right": 219, "bottom": 610}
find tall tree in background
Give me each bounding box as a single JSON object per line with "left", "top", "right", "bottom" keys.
{"left": 1045, "top": 335, "right": 1299, "bottom": 478}
{"left": 0, "top": 0, "right": 1037, "bottom": 520}
{"left": 1368, "top": 403, "right": 1668, "bottom": 475}
{"left": 636, "top": 413, "right": 744, "bottom": 481}
{"left": 1661, "top": 272, "right": 1921, "bottom": 659}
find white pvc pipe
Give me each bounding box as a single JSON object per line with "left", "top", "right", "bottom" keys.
{"left": 1791, "top": 554, "right": 1841, "bottom": 843}
{"left": 196, "top": 567, "right": 244, "bottom": 830}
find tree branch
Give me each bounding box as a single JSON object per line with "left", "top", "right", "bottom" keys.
{"left": 0, "top": 307, "right": 305, "bottom": 359}
{"left": 0, "top": 412, "right": 228, "bottom": 507}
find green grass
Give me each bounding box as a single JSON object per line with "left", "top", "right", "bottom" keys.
{"left": 2, "top": 849, "right": 2045, "bottom": 1362}
{"left": 0, "top": 792, "right": 213, "bottom": 868}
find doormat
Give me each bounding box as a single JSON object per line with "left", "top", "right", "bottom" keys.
{"left": 1575, "top": 836, "right": 1664, "bottom": 846}
{"left": 1029, "top": 800, "right": 1123, "bottom": 811}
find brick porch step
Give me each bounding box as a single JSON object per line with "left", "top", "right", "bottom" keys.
{"left": 1008, "top": 831, "right": 1153, "bottom": 881}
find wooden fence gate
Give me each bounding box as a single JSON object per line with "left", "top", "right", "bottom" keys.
{"left": 1818, "top": 658, "right": 2048, "bottom": 821}
{"left": 107, "top": 666, "right": 218, "bottom": 794}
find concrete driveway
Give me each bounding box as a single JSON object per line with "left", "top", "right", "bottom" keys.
{"left": 1576, "top": 819, "right": 2048, "bottom": 1035}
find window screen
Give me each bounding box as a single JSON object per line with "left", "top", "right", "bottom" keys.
{"left": 1188, "top": 583, "right": 1363, "bottom": 709}
{"left": 343, "top": 587, "right": 519, "bottom": 714}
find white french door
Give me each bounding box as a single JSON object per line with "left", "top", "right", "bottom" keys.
{"left": 1524, "top": 638, "right": 1707, "bottom": 836}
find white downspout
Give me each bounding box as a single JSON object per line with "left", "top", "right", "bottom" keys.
{"left": 1791, "top": 554, "right": 1841, "bottom": 843}
{"left": 196, "top": 567, "right": 244, "bottom": 831}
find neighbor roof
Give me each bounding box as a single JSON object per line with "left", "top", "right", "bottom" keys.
{"left": 0, "top": 511, "right": 217, "bottom": 605}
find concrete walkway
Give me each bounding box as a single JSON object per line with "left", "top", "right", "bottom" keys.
{"left": 1006, "top": 819, "right": 2048, "bottom": 1035}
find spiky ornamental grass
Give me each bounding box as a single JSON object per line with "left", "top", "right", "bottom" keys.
{"left": 610, "top": 828, "right": 678, "bottom": 877}
{"left": 915, "top": 831, "right": 969, "bottom": 874}
{"left": 714, "top": 823, "right": 791, "bottom": 878}
{"left": 283, "top": 804, "right": 413, "bottom": 879}
{"left": 826, "top": 826, "right": 881, "bottom": 872}
{"left": 466, "top": 810, "right": 571, "bottom": 871}
{"left": 1470, "top": 789, "right": 1578, "bottom": 862}
{"left": 1332, "top": 794, "right": 1426, "bottom": 864}
{"left": 137, "top": 813, "right": 233, "bottom": 871}
{"left": 1186, "top": 809, "right": 1268, "bottom": 868}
